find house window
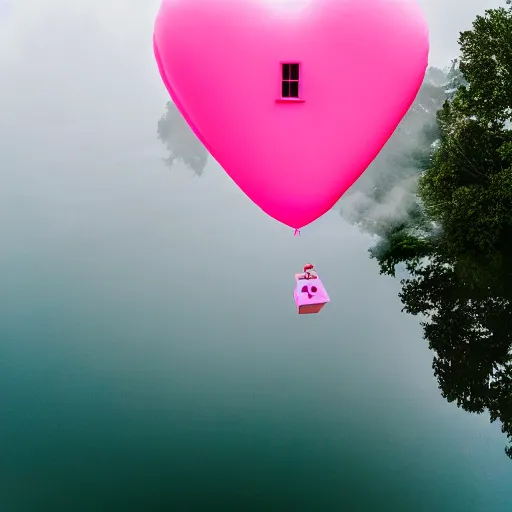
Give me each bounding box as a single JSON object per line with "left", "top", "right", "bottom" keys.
{"left": 281, "top": 63, "right": 299, "bottom": 98}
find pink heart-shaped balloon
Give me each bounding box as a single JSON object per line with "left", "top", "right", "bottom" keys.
{"left": 154, "top": 0, "right": 429, "bottom": 229}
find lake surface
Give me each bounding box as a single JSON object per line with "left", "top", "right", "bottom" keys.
{"left": 1, "top": 2, "right": 511, "bottom": 510}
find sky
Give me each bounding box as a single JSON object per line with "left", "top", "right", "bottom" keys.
{"left": 1, "top": 0, "right": 510, "bottom": 69}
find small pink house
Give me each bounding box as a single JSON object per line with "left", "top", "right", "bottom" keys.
{"left": 293, "top": 268, "right": 330, "bottom": 315}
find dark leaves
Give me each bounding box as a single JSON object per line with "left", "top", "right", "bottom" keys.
{"left": 370, "top": 4, "right": 512, "bottom": 459}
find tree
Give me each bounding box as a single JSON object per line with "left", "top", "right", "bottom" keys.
{"left": 457, "top": 5, "right": 512, "bottom": 128}
{"left": 370, "top": 3, "right": 512, "bottom": 459}
{"left": 157, "top": 101, "right": 209, "bottom": 176}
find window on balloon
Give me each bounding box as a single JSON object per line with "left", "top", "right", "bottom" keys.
{"left": 281, "top": 63, "right": 300, "bottom": 98}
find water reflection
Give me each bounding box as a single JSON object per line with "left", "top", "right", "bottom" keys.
{"left": 372, "top": 234, "right": 512, "bottom": 459}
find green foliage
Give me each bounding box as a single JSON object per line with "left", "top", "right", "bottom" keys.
{"left": 457, "top": 6, "right": 512, "bottom": 128}
{"left": 371, "top": 232, "right": 432, "bottom": 277}
{"left": 369, "top": 203, "right": 434, "bottom": 277}
{"left": 370, "top": 3, "right": 512, "bottom": 459}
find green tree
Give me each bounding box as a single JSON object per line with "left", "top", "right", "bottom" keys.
{"left": 456, "top": 5, "right": 512, "bottom": 128}
{"left": 370, "top": 3, "right": 512, "bottom": 459}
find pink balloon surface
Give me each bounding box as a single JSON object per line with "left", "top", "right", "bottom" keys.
{"left": 154, "top": 0, "right": 429, "bottom": 229}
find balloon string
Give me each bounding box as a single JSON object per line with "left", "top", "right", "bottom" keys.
{"left": 294, "top": 229, "right": 301, "bottom": 236}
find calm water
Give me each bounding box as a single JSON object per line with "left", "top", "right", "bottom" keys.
{"left": 1, "top": 2, "right": 511, "bottom": 510}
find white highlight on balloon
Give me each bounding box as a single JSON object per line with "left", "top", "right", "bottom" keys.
{"left": 260, "top": 0, "right": 313, "bottom": 12}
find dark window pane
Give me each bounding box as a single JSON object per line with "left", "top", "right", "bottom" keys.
{"left": 290, "top": 63, "right": 299, "bottom": 80}
{"left": 289, "top": 81, "right": 299, "bottom": 97}
{"left": 282, "top": 63, "right": 290, "bottom": 80}
{"left": 281, "top": 80, "right": 290, "bottom": 97}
